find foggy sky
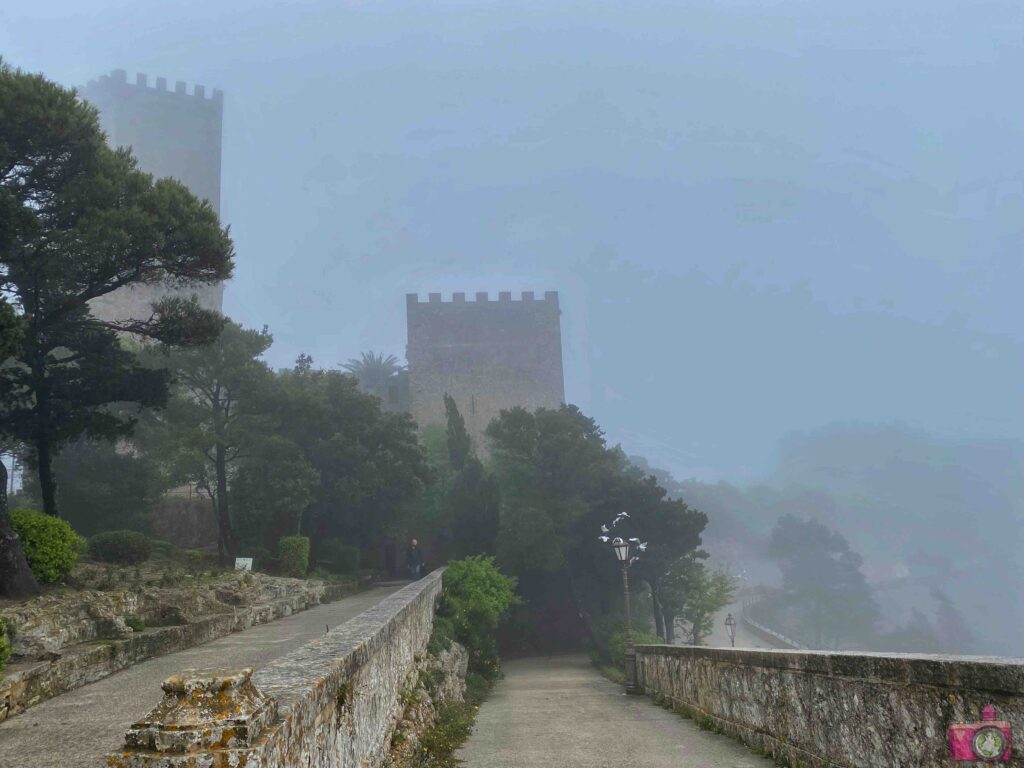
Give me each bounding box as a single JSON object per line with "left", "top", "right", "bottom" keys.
{"left": 3, "top": 0, "right": 1022, "bottom": 480}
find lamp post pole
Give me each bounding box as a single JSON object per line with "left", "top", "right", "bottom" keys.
{"left": 613, "top": 537, "right": 640, "bottom": 695}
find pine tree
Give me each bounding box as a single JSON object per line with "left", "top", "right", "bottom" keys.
{"left": 0, "top": 64, "right": 233, "bottom": 594}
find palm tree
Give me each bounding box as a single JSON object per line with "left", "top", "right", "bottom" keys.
{"left": 341, "top": 352, "right": 403, "bottom": 398}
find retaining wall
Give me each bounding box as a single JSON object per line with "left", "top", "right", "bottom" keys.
{"left": 107, "top": 569, "right": 444, "bottom": 767}
{"left": 1, "top": 577, "right": 361, "bottom": 723}
{"left": 636, "top": 644, "right": 1024, "bottom": 767}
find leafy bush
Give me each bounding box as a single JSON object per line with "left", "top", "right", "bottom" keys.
{"left": 589, "top": 618, "right": 659, "bottom": 671}
{"left": 125, "top": 615, "right": 145, "bottom": 632}
{"left": 278, "top": 535, "right": 310, "bottom": 578}
{"left": 438, "top": 556, "right": 518, "bottom": 677}
{"left": 88, "top": 530, "right": 151, "bottom": 565}
{"left": 182, "top": 549, "right": 218, "bottom": 572}
{"left": 464, "top": 671, "right": 491, "bottom": 706}
{"left": 10, "top": 509, "right": 83, "bottom": 583}
{"left": 245, "top": 545, "right": 273, "bottom": 572}
{"left": 0, "top": 619, "right": 11, "bottom": 671}
{"left": 317, "top": 538, "right": 360, "bottom": 574}
{"left": 415, "top": 701, "right": 477, "bottom": 768}
{"left": 427, "top": 615, "right": 456, "bottom": 655}
{"left": 606, "top": 623, "right": 660, "bottom": 670}
{"left": 148, "top": 539, "right": 175, "bottom": 558}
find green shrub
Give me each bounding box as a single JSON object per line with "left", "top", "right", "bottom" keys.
{"left": 316, "top": 538, "right": 360, "bottom": 574}
{"left": 244, "top": 545, "right": 273, "bottom": 572}
{"left": 148, "top": 539, "right": 175, "bottom": 558}
{"left": 10, "top": 509, "right": 83, "bottom": 583}
{"left": 278, "top": 536, "right": 310, "bottom": 578}
{"left": 439, "top": 556, "right": 518, "bottom": 677}
{"left": 415, "top": 701, "right": 477, "bottom": 767}
{"left": 88, "top": 530, "right": 151, "bottom": 565}
{"left": 464, "top": 671, "right": 491, "bottom": 706}
{"left": 125, "top": 615, "right": 145, "bottom": 632}
{"left": 0, "top": 619, "right": 11, "bottom": 671}
{"left": 606, "top": 622, "right": 660, "bottom": 670}
{"left": 182, "top": 549, "right": 217, "bottom": 572}
{"left": 427, "top": 615, "right": 456, "bottom": 655}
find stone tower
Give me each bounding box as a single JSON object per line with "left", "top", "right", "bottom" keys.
{"left": 79, "top": 69, "right": 225, "bottom": 322}
{"left": 406, "top": 291, "right": 566, "bottom": 449}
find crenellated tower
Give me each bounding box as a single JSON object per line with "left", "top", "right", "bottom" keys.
{"left": 80, "top": 69, "right": 225, "bottom": 323}
{"left": 406, "top": 291, "right": 566, "bottom": 449}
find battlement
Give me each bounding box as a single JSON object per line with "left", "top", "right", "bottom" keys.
{"left": 84, "top": 69, "right": 223, "bottom": 104}
{"left": 406, "top": 288, "right": 566, "bottom": 448}
{"left": 407, "top": 291, "right": 559, "bottom": 307}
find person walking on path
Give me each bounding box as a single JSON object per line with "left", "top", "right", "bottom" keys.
{"left": 405, "top": 538, "right": 424, "bottom": 579}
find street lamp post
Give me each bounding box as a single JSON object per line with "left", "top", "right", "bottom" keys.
{"left": 612, "top": 537, "right": 640, "bottom": 695}
{"left": 724, "top": 612, "right": 737, "bottom": 648}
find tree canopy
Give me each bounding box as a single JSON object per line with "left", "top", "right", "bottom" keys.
{"left": 0, "top": 63, "right": 233, "bottom": 519}
{"left": 768, "top": 515, "right": 878, "bottom": 648}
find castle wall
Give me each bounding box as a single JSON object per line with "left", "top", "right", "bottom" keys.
{"left": 79, "top": 69, "right": 225, "bottom": 322}
{"left": 406, "top": 291, "right": 565, "bottom": 450}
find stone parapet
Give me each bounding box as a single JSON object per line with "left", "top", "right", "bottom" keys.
{"left": 635, "top": 643, "right": 1024, "bottom": 768}
{"left": 107, "top": 569, "right": 444, "bottom": 768}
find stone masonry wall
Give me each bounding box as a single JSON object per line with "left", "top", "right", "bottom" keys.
{"left": 1, "top": 574, "right": 359, "bottom": 723}
{"left": 636, "top": 644, "right": 1024, "bottom": 768}
{"left": 107, "top": 569, "right": 445, "bottom": 767}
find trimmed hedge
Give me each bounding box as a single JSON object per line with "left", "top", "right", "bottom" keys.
{"left": 278, "top": 535, "right": 310, "bottom": 578}
{"left": 317, "top": 538, "right": 360, "bottom": 574}
{"left": 88, "top": 530, "right": 151, "bottom": 565}
{"left": 10, "top": 509, "right": 83, "bottom": 583}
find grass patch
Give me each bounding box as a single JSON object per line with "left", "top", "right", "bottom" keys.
{"left": 596, "top": 664, "right": 626, "bottom": 685}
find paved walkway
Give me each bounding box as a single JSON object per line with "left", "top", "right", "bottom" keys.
{"left": 459, "top": 655, "right": 772, "bottom": 768}
{"left": 704, "top": 603, "right": 779, "bottom": 650}
{"left": 0, "top": 584, "right": 402, "bottom": 768}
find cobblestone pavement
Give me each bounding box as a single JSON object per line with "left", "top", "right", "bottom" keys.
{"left": 0, "top": 584, "right": 402, "bottom": 768}
{"left": 458, "top": 654, "right": 773, "bottom": 768}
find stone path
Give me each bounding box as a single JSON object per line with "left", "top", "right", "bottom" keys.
{"left": 0, "top": 584, "right": 402, "bottom": 768}
{"left": 458, "top": 655, "right": 773, "bottom": 768}
{"left": 704, "top": 602, "right": 779, "bottom": 650}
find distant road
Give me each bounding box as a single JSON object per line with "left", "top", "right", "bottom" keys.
{"left": 703, "top": 601, "right": 785, "bottom": 650}
{"left": 0, "top": 584, "right": 402, "bottom": 768}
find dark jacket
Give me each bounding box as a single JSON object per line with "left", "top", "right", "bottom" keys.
{"left": 405, "top": 545, "right": 424, "bottom": 570}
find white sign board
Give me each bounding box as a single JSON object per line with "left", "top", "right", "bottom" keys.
{"left": 234, "top": 557, "right": 253, "bottom": 572}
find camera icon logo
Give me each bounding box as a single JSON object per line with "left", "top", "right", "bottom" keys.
{"left": 948, "top": 705, "right": 1012, "bottom": 762}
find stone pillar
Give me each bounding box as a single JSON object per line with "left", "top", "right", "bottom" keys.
{"left": 108, "top": 668, "right": 276, "bottom": 767}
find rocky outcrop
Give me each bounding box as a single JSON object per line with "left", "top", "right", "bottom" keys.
{"left": 387, "top": 642, "right": 469, "bottom": 764}
{"left": 636, "top": 643, "right": 1024, "bottom": 768}
{"left": 0, "top": 572, "right": 361, "bottom": 723}
{"left": 107, "top": 569, "right": 445, "bottom": 768}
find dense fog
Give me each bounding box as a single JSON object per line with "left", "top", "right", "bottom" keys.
{"left": 3, "top": 0, "right": 1021, "bottom": 652}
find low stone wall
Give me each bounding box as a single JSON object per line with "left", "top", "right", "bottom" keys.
{"left": 107, "top": 569, "right": 445, "bottom": 767}
{"left": 0, "top": 575, "right": 361, "bottom": 723}
{"left": 636, "top": 644, "right": 1024, "bottom": 768}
